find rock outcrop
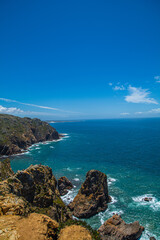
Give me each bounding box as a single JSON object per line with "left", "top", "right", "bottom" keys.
{"left": 98, "top": 214, "right": 144, "bottom": 240}
{"left": 0, "top": 213, "right": 59, "bottom": 240}
{"left": 0, "top": 158, "right": 14, "bottom": 181}
{"left": 58, "top": 176, "right": 73, "bottom": 196}
{"left": 69, "top": 170, "right": 111, "bottom": 218}
{"left": 0, "top": 114, "right": 60, "bottom": 156}
{"left": 0, "top": 164, "right": 72, "bottom": 222}
{"left": 58, "top": 225, "right": 92, "bottom": 240}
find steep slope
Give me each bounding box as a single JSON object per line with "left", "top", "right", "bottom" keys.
{"left": 0, "top": 114, "right": 60, "bottom": 156}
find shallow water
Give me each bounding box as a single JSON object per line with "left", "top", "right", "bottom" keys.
{"left": 10, "top": 119, "right": 160, "bottom": 239}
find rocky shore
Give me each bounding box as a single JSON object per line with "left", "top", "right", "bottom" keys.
{"left": 0, "top": 158, "right": 146, "bottom": 240}
{"left": 0, "top": 114, "right": 60, "bottom": 156}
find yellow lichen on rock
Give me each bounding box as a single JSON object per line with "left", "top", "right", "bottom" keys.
{"left": 0, "top": 213, "right": 59, "bottom": 240}
{"left": 58, "top": 225, "right": 92, "bottom": 240}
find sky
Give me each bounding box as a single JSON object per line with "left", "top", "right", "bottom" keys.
{"left": 0, "top": 0, "right": 160, "bottom": 120}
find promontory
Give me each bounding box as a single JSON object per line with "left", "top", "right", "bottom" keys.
{"left": 0, "top": 114, "right": 60, "bottom": 156}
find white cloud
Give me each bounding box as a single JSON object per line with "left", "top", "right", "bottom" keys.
{"left": 148, "top": 108, "right": 160, "bottom": 113}
{"left": 125, "top": 86, "right": 158, "bottom": 104}
{"left": 108, "top": 83, "right": 113, "bottom": 86}
{"left": 154, "top": 76, "right": 160, "bottom": 83}
{"left": 113, "top": 85, "right": 125, "bottom": 91}
{"left": 154, "top": 76, "right": 160, "bottom": 80}
{"left": 0, "top": 105, "right": 24, "bottom": 114}
{"left": 135, "top": 112, "right": 143, "bottom": 115}
{"left": 120, "top": 112, "right": 130, "bottom": 116}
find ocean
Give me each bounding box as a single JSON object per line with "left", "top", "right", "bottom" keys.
{"left": 10, "top": 118, "right": 160, "bottom": 239}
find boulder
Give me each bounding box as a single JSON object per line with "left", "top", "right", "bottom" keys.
{"left": 69, "top": 170, "right": 111, "bottom": 218}
{"left": 0, "top": 213, "right": 59, "bottom": 240}
{"left": 143, "top": 197, "right": 152, "bottom": 202}
{"left": 58, "top": 176, "right": 73, "bottom": 196}
{"left": 98, "top": 214, "right": 144, "bottom": 240}
{"left": 58, "top": 225, "right": 92, "bottom": 240}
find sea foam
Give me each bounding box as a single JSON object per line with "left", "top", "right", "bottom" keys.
{"left": 132, "top": 194, "right": 160, "bottom": 211}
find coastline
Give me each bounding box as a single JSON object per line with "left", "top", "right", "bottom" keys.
{"left": 0, "top": 133, "right": 69, "bottom": 159}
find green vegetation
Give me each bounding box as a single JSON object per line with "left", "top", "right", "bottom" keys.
{"left": 0, "top": 114, "right": 59, "bottom": 156}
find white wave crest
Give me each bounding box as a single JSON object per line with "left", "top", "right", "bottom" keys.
{"left": 108, "top": 177, "right": 117, "bottom": 185}
{"left": 73, "top": 178, "right": 80, "bottom": 182}
{"left": 132, "top": 194, "right": 160, "bottom": 211}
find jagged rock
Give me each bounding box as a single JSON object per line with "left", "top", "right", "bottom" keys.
{"left": 0, "top": 158, "right": 14, "bottom": 181}
{"left": 0, "top": 114, "right": 60, "bottom": 156}
{"left": 0, "top": 213, "right": 59, "bottom": 240}
{"left": 0, "top": 164, "right": 72, "bottom": 222}
{"left": 98, "top": 214, "right": 144, "bottom": 240}
{"left": 69, "top": 170, "right": 111, "bottom": 218}
{"left": 58, "top": 176, "right": 73, "bottom": 196}
{"left": 143, "top": 197, "right": 152, "bottom": 202}
{"left": 58, "top": 225, "right": 92, "bottom": 240}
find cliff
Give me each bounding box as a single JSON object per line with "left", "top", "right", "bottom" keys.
{"left": 0, "top": 114, "right": 60, "bottom": 156}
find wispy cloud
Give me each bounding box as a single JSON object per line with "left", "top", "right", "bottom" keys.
{"left": 108, "top": 82, "right": 113, "bottom": 86}
{"left": 0, "top": 98, "right": 59, "bottom": 111}
{"left": 0, "top": 105, "right": 24, "bottom": 114}
{"left": 135, "top": 112, "right": 143, "bottom": 115}
{"left": 125, "top": 86, "right": 158, "bottom": 104}
{"left": 120, "top": 112, "right": 130, "bottom": 116}
{"left": 148, "top": 108, "right": 160, "bottom": 113}
{"left": 154, "top": 76, "right": 160, "bottom": 83}
{"left": 113, "top": 85, "right": 125, "bottom": 91}
{"left": 0, "top": 97, "right": 80, "bottom": 114}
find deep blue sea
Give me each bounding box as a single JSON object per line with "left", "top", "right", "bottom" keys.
{"left": 10, "top": 119, "right": 160, "bottom": 239}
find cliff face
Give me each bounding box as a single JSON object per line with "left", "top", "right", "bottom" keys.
{"left": 0, "top": 114, "right": 60, "bottom": 156}
{"left": 0, "top": 158, "right": 14, "bottom": 181}
{"left": 0, "top": 164, "right": 72, "bottom": 222}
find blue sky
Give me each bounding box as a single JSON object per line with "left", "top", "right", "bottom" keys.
{"left": 0, "top": 0, "right": 160, "bottom": 120}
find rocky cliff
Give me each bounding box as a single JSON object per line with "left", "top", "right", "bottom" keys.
{"left": 0, "top": 161, "right": 145, "bottom": 240}
{"left": 0, "top": 114, "right": 60, "bottom": 156}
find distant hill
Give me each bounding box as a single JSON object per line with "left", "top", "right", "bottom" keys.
{"left": 0, "top": 114, "right": 60, "bottom": 156}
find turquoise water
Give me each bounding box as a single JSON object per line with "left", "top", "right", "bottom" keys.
{"left": 10, "top": 119, "right": 160, "bottom": 239}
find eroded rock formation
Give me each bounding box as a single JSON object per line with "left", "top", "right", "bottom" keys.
{"left": 98, "top": 214, "right": 144, "bottom": 240}
{"left": 58, "top": 176, "right": 73, "bottom": 196}
{"left": 0, "top": 164, "right": 72, "bottom": 222}
{"left": 69, "top": 170, "right": 111, "bottom": 218}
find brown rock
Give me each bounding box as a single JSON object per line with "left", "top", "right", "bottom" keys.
{"left": 58, "top": 176, "right": 73, "bottom": 196}
{"left": 58, "top": 225, "right": 92, "bottom": 240}
{"left": 69, "top": 170, "right": 111, "bottom": 218}
{"left": 0, "top": 213, "right": 59, "bottom": 240}
{"left": 98, "top": 214, "right": 144, "bottom": 240}
{"left": 143, "top": 197, "right": 152, "bottom": 202}
{"left": 0, "top": 158, "right": 14, "bottom": 181}
{"left": 0, "top": 164, "right": 72, "bottom": 222}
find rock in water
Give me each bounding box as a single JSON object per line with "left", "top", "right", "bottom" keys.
{"left": 58, "top": 176, "right": 73, "bottom": 196}
{"left": 98, "top": 214, "right": 144, "bottom": 240}
{"left": 69, "top": 170, "right": 111, "bottom": 218}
